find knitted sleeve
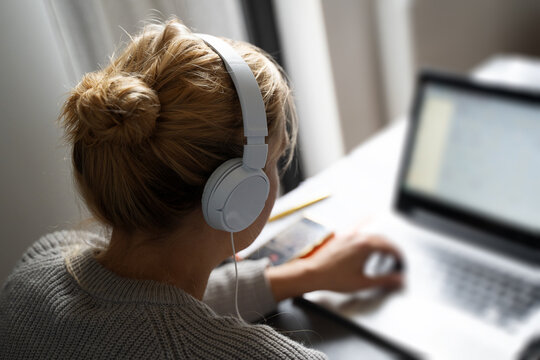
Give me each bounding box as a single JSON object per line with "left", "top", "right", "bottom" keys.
{"left": 203, "top": 259, "right": 277, "bottom": 322}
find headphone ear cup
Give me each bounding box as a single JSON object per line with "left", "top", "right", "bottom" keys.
{"left": 202, "top": 158, "right": 270, "bottom": 232}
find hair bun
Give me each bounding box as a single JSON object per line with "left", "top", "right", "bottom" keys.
{"left": 74, "top": 73, "right": 160, "bottom": 145}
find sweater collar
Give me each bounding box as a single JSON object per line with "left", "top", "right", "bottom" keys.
{"left": 67, "top": 246, "right": 206, "bottom": 308}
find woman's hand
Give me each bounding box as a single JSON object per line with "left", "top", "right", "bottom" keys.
{"left": 265, "top": 229, "right": 404, "bottom": 302}
{"left": 303, "top": 230, "right": 403, "bottom": 292}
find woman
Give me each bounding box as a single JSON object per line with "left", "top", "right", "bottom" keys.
{"left": 0, "top": 19, "right": 402, "bottom": 359}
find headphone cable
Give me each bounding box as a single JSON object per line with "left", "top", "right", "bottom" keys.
{"left": 230, "top": 232, "right": 244, "bottom": 323}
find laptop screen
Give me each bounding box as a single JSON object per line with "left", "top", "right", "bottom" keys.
{"left": 396, "top": 71, "right": 540, "bottom": 253}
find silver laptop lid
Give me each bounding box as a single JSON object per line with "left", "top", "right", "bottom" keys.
{"left": 395, "top": 70, "right": 540, "bottom": 263}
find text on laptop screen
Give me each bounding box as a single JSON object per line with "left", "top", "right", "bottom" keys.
{"left": 404, "top": 83, "right": 540, "bottom": 233}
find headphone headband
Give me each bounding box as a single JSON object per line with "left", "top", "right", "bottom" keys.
{"left": 197, "top": 34, "right": 268, "bottom": 170}
{"left": 198, "top": 33, "right": 271, "bottom": 232}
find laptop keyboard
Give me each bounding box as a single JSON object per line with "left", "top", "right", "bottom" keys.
{"left": 424, "top": 246, "right": 540, "bottom": 332}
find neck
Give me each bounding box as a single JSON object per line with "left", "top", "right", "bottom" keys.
{"left": 96, "top": 209, "right": 231, "bottom": 300}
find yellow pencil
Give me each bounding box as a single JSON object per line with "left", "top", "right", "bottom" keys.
{"left": 268, "top": 194, "right": 331, "bottom": 222}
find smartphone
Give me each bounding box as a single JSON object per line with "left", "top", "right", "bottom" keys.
{"left": 245, "top": 216, "right": 333, "bottom": 266}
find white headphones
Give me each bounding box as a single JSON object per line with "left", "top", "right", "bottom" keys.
{"left": 198, "top": 34, "right": 270, "bottom": 233}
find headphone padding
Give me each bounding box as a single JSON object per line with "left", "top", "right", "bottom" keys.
{"left": 202, "top": 158, "right": 270, "bottom": 232}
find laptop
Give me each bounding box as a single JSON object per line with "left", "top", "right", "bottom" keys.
{"left": 302, "top": 70, "right": 540, "bottom": 360}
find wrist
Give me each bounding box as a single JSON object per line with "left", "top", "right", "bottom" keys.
{"left": 264, "top": 258, "right": 319, "bottom": 302}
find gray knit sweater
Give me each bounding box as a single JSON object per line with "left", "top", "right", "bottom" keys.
{"left": 0, "top": 231, "right": 326, "bottom": 359}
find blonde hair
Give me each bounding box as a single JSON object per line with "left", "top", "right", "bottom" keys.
{"left": 61, "top": 19, "right": 297, "bottom": 235}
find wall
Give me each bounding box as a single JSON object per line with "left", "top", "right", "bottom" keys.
{"left": 49, "top": 0, "right": 248, "bottom": 84}
{"left": 412, "top": 0, "right": 540, "bottom": 73}
{"left": 274, "top": 0, "right": 414, "bottom": 171}
{"left": 321, "top": 0, "right": 387, "bottom": 152}
{"left": 0, "top": 0, "right": 81, "bottom": 281}
{"left": 273, "top": 0, "right": 345, "bottom": 178}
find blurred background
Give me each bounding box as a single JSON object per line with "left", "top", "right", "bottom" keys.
{"left": 2, "top": 0, "right": 540, "bottom": 282}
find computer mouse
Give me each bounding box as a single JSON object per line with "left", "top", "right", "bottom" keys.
{"left": 364, "top": 251, "right": 403, "bottom": 278}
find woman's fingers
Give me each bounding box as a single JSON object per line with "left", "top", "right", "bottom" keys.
{"left": 363, "top": 235, "right": 404, "bottom": 263}
{"left": 363, "top": 272, "right": 403, "bottom": 289}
